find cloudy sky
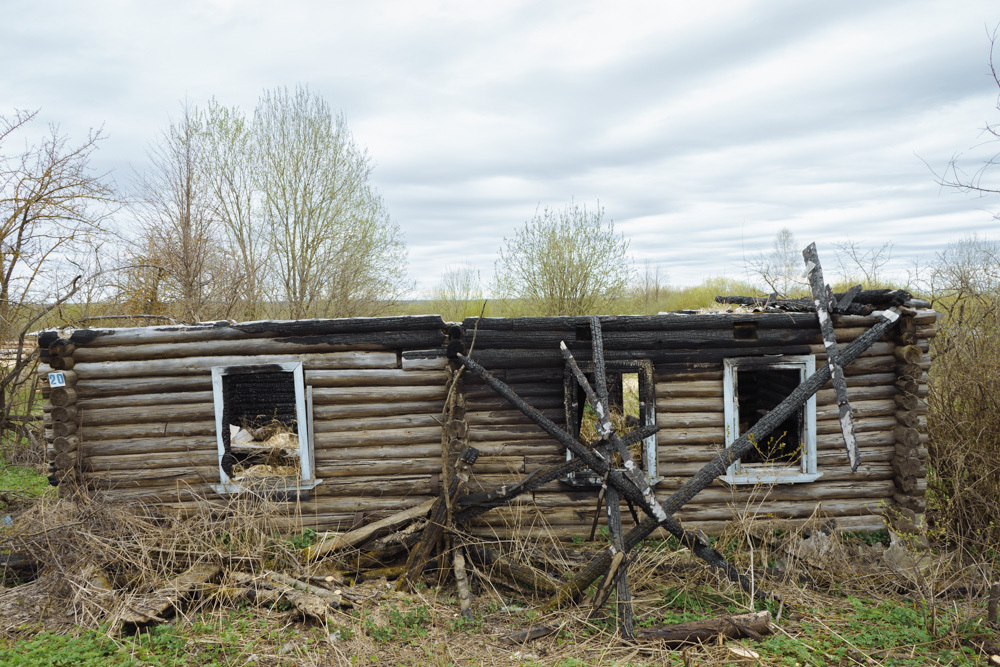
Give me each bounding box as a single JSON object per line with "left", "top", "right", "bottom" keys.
{"left": 4, "top": 0, "right": 1000, "bottom": 294}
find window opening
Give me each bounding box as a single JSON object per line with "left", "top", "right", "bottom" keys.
{"left": 211, "top": 362, "right": 319, "bottom": 496}
{"left": 564, "top": 360, "right": 659, "bottom": 486}
{"left": 721, "top": 355, "right": 820, "bottom": 485}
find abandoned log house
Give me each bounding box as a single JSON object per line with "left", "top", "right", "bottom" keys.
{"left": 36, "top": 302, "right": 935, "bottom": 538}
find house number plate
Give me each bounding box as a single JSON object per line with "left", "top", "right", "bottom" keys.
{"left": 48, "top": 372, "right": 66, "bottom": 387}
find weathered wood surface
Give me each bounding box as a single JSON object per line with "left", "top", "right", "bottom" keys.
{"left": 71, "top": 352, "right": 399, "bottom": 379}
{"left": 461, "top": 313, "right": 826, "bottom": 332}
{"left": 37, "top": 315, "right": 447, "bottom": 348}
{"left": 305, "top": 498, "right": 435, "bottom": 561}
{"left": 72, "top": 331, "right": 446, "bottom": 363}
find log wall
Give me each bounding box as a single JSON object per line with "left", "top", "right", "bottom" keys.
{"left": 36, "top": 309, "right": 936, "bottom": 538}
{"left": 458, "top": 310, "right": 937, "bottom": 539}
{"left": 37, "top": 317, "right": 449, "bottom": 531}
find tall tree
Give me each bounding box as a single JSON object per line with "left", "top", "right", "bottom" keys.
{"left": 494, "top": 200, "right": 633, "bottom": 316}
{"left": 252, "top": 86, "right": 408, "bottom": 318}
{"left": 134, "top": 104, "right": 234, "bottom": 322}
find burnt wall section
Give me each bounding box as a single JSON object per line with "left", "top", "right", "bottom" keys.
{"left": 458, "top": 311, "right": 935, "bottom": 538}
{"left": 37, "top": 316, "right": 448, "bottom": 531}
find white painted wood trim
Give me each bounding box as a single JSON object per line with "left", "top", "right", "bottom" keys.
{"left": 722, "top": 354, "right": 818, "bottom": 484}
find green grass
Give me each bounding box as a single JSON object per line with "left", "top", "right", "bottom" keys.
{"left": 0, "top": 464, "right": 52, "bottom": 501}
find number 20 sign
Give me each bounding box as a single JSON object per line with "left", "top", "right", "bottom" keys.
{"left": 48, "top": 372, "right": 66, "bottom": 388}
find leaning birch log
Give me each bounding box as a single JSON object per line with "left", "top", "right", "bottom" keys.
{"left": 805, "top": 243, "right": 858, "bottom": 470}
{"left": 544, "top": 307, "right": 902, "bottom": 608}
{"left": 305, "top": 498, "right": 435, "bottom": 561}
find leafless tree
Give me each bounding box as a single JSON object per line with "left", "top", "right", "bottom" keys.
{"left": 747, "top": 227, "right": 806, "bottom": 297}
{"left": 833, "top": 239, "right": 894, "bottom": 288}
{"left": 431, "top": 264, "right": 485, "bottom": 322}
{"left": 253, "top": 86, "right": 409, "bottom": 318}
{"left": 132, "top": 104, "right": 236, "bottom": 322}
{"left": 0, "top": 109, "right": 117, "bottom": 452}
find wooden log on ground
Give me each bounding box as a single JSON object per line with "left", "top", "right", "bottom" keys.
{"left": 636, "top": 610, "right": 772, "bottom": 645}
{"left": 464, "top": 542, "right": 561, "bottom": 596}
{"left": 305, "top": 498, "right": 435, "bottom": 561}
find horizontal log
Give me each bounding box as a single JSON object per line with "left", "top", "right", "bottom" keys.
{"left": 466, "top": 345, "right": 816, "bottom": 369}
{"left": 82, "top": 421, "right": 217, "bottom": 442}
{"left": 45, "top": 316, "right": 446, "bottom": 348}
{"left": 314, "top": 414, "right": 443, "bottom": 433}
{"left": 315, "top": 458, "right": 519, "bottom": 478}
{"left": 462, "top": 313, "right": 826, "bottom": 332}
{"left": 816, "top": 415, "right": 895, "bottom": 435}
{"left": 85, "top": 450, "right": 219, "bottom": 472}
{"left": 466, "top": 328, "right": 822, "bottom": 350}
{"left": 465, "top": 396, "right": 565, "bottom": 413}
{"left": 48, "top": 356, "right": 75, "bottom": 370}
{"left": 894, "top": 394, "right": 924, "bottom": 411}
{"left": 72, "top": 375, "right": 213, "bottom": 398}
{"left": 465, "top": 440, "right": 562, "bottom": 458}
{"left": 815, "top": 384, "right": 896, "bottom": 404}
{"left": 52, "top": 421, "right": 78, "bottom": 437}
{"left": 314, "top": 441, "right": 443, "bottom": 462}
{"left": 49, "top": 337, "right": 76, "bottom": 357}
{"left": 83, "top": 466, "right": 217, "bottom": 484}
{"left": 534, "top": 480, "right": 898, "bottom": 508}
{"left": 81, "top": 403, "right": 214, "bottom": 427}
{"left": 305, "top": 369, "right": 445, "bottom": 387}
{"left": 313, "top": 401, "right": 446, "bottom": 421}
{"left": 50, "top": 387, "right": 77, "bottom": 407}
{"left": 77, "top": 391, "right": 215, "bottom": 411}
{"left": 54, "top": 452, "right": 77, "bottom": 470}
{"left": 467, "top": 425, "right": 555, "bottom": 441}
{"left": 654, "top": 370, "right": 724, "bottom": 384}
{"left": 893, "top": 345, "right": 923, "bottom": 364}
{"left": 52, "top": 405, "right": 79, "bottom": 422}
{"left": 73, "top": 352, "right": 399, "bottom": 379}
{"left": 311, "top": 385, "right": 447, "bottom": 405}
{"left": 314, "top": 427, "right": 443, "bottom": 449}
{"left": 401, "top": 352, "right": 449, "bottom": 370}
{"left": 657, "top": 412, "right": 723, "bottom": 429}
{"left": 72, "top": 331, "right": 446, "bottom": 363}
{"left": 53, "top": 436, "right": 79, "bottom": 454}
{"left": 894, "top": 426, "right": 920, "bottom": 447}
{"left": 816, "top": 399, "right": 895, "bottom": 421}
{"left": 655, "top": 381, "right": 724, "bottom": 398}
{"left": 465, "top": 410, "right": 564, "bottom": 427}
{"left": 84, "top": 435, "right": 219, "bottom": 457}
{"left": 659, "top": 397, "right": 724, "bottom": 413}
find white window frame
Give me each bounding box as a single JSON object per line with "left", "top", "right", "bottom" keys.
{"left": 210, "top": 362, "right": 320, "bottom": 495}
{"left": 720, "top": 355, "right": 821, "bottom": 485}
{"left": 563, "top": 359, "right": 661, "bottom": 487}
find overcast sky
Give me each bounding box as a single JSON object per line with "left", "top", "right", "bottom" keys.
{"left": 4, "top": 0, "right": 1000, "bottom": 295}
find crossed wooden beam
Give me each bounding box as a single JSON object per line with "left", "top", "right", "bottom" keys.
{"left": 451, "top": 244, "right": 901, "bottom": 637}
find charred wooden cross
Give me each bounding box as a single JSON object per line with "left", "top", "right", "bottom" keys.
{"left": 449, "top": 244, "right": 905, "bottom": 636}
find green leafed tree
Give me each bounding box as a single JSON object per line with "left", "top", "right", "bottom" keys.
{"left": 494, "top": 201, "right": 633, "bottom": 316}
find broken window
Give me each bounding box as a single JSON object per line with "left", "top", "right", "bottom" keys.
{"left": 721, "top": 355, "right": 820, "bottom": 485}
{"left": 563, "top": 359, "right": 659, "bottom": 486}
{"left": 210, "top": 362, "right": 319, "bottom": 496}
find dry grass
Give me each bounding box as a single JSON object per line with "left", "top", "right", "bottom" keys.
{"left": 0, "top": 485, "right": 997, "bottom": 665}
